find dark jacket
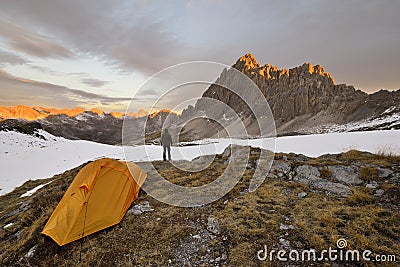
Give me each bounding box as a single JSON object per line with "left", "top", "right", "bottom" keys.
{"left": 161, "top": 132, "right": 172, "bottom": 146}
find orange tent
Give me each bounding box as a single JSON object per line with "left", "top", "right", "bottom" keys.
{"left": 42, "top": 158, "right": 147, "bottom": 246}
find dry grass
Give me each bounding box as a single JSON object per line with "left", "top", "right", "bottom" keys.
{"left": 375, "top": 145, "right": 399, "bottom": 158}
{"left": 0, "top": 149, "right": 398, "bottom": 266}
{"left": 339, "top": 149, "right": 399, "bottom": 167}
{"left": 359, "top": 166, "right": 379, "bottom": 182}
{"left": 320, "top": 168, "right": 332, "bottom": 179}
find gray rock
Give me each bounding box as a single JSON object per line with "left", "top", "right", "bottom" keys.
{"left": 221, "top": 253, "right": 227, "bottom": 260}
{"left": 19, "top": 201, "right": 31, "bottom": 212}
{"left": 25, "top": 245, "right": 37, "bottom": 258}
{"left": 388, "top": 172, "right": 400, "bottom": 184}
{"left": 279, "top": 238, "right": 291, "bottom": 249}
{"left": 127, "top": 209, "right": 142, "bottom": 215}
{"left": 12, "top": 230, "right": 23, "bottom": 240}
{"left": 297, "top": 191, "right": 307, "bottom": 198}
{"left": 6, "top": 209, "right": 20, "bottom": 218}
{"left": 328, "top": 165, "right": 363, "bottom": 185}
{"left": 207, "top": 216, "right": 221, "bottom": 235}
{"left": 378, "top": 168, "right": 394, "bottom": 178}
{"left": 271, "top": 160, "right": 291, "bottom": 174}
{"left": 267, "top": 173, "right": 278, "bottom": 179}
{"left": 280, "top": 223, "right": 295, "bottom": 230}
{"left": 295, "top": 165, "right": 320, "bottom": 184}
{"left": 127, "top": 201, "right": 154, "bottom": 215}
{"left": 314, "top": 180, "right": 351, "bottom": 197}
{"left": 294, "top": 165, "right": 352, "bottom": 196}
{"left": 366, "top": 182, "right": 378, "bottom": 189}
{"left": 239, "top": 189, "right": 249, "bottom": 195}
{"left": 138, "top": 201, "right": 153, "bottom": 212}
{"left": 374, "top": 189, "right": 385, "bottom": 197}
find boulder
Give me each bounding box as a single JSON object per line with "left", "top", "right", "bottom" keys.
{"left": 127, "top": 201, "right": 154, "bottom": 215}
{"left": 271, "top": 160, "right": 291, "bottom": 174}
{"left": 295, "top": 165, "right": 320, "bottom": 184}
{"left": 314, "top": 180, "right": 351, "bottom": 197}
{"left": 378, "top": 168, "right": 394, "bottom": 178}
{"left": 328, "top": 165, "right": 363, "bottom": 185}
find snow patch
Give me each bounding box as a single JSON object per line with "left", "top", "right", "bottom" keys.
{"left": 1, "top": 129, "right": 399, "bottom": 196}
{"left": 3, "top": 223, "right": 13, "bottom": 229}
{"left": 302, "top": 111, "right": 400, "bottom": 134}
{"left": 20, "top": 181, "right": 53, "bottom": 198}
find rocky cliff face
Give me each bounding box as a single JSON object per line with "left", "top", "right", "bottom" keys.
{"left": 184, "top": 54, "right": 400, "bottom": 137}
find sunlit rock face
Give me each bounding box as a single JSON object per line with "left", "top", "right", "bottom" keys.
{"left": 0, "top": 106, "right": 150, "bottom": 120}
{"left": 190, "top": 53, "right": 400, "bottom": 136}
{"left": 0, "top": 106, "right": 89, "bottom": 120}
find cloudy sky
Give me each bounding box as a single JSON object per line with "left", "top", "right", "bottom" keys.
{"left": 0, "top": 0, "right": 399, "bottom": 112}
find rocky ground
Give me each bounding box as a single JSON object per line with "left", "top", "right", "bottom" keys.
{"left": 0, "top": 147, "right": 399, "bottom": 266}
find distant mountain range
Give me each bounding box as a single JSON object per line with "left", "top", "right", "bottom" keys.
{"left": 0, "top": 105, "right": 149, "bottom": 121}
{"left": 1, "top": 54, "right": 399, "bottom": 144}
{"left": 0, "top": 106, "right": 177, "bottom": 145}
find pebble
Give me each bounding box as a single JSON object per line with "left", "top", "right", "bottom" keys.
{"left": 374, "top": 189, "right": 385, "bottom": 197}
{"left": 297, "top": 191, "right": 307, "bottom": 198}
{"left": 280, "top": 223, "right": 295, "bottom": 230}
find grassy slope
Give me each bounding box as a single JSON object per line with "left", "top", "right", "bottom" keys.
{"left": 0, "top": 149, "right": 399, "bottom": 266}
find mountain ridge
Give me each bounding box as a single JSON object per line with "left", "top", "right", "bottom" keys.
{"left": 1, "top": 54, "right": 399, "bottom": 144}
{"left": 0, "top": 106, "right": 178, "bottom": 145}
{"left": 0, "top": 105, "right": 151, "bottom": 121}
{"left": 234, "top": 53, "right": 335, "bottom": 83}
{"left": 180, "top": 53, "right": 400, "bottom": 139}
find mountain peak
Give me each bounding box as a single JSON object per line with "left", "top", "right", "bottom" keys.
{"left": 137, "top": 109, "right": 149, "bottom": 117}
{"left": 233, "top": 54, "right": 334, "bottom": 84}
{"left": 91, "top": 108, "right": 104, "bottom": 115}
{"left": 149, "top": 109, "right": 172, "bottom": 119}
{"left": 298, "top": 62, "right": 334, "bottom": 83}
{"left": 235, "top": 53, "right": 260, "bottom": 70}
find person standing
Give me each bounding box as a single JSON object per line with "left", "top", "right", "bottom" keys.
{"left": 161, "top": 128, "right": 172, "bottom": 161}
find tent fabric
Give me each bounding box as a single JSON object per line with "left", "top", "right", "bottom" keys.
{"left": 41, "top": 158, "right": 147, "bottom": 246}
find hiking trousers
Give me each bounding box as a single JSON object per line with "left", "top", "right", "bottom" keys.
{"left": 163, "top": 145, "right": 171, "bottom": 161}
